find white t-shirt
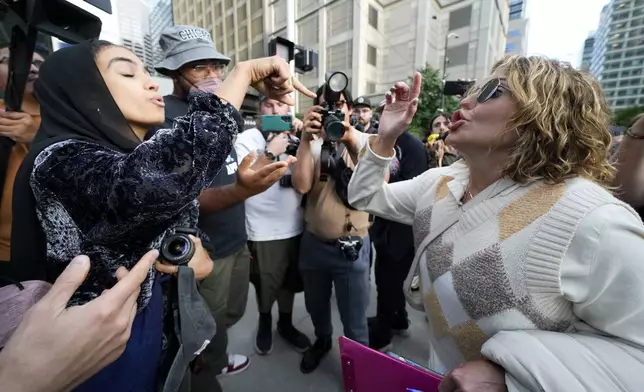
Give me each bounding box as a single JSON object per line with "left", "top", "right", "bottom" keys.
{"left": 234, "top": 128, "right": 304, "bottom": 241}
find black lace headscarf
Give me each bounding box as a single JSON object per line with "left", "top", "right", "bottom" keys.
{"left": 9, "top": 40, "right": 141, "bottom": 281}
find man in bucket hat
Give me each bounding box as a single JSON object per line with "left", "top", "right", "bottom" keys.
{"left": 148, "top": 25, "right": 293, "bottom": 390}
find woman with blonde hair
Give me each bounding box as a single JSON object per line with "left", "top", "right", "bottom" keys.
{"left": 349, "top": 55, "right": 644, "bottom": 391}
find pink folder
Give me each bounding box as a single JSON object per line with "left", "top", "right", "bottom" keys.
{"left": 339, "top": 337, "right": 443, "bottom": 392}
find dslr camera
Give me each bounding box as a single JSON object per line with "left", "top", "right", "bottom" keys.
{"left": 160, "top": 227, "right": 199, "bottom": 266}
{"left": 318, "top": 71, "right": 350, "bottom": 181}
{"left": 337, "top": 236, "right": 363, "bottom": 262}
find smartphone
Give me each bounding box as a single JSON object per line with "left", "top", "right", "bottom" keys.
{"left": 443, "top": 80, "right": 475, "bottom": 96}
{"left": 261, "top": 114, "right": 292, "bottom": 132}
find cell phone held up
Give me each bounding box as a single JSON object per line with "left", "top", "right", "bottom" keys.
{"left": 443, "top": 80, "right": 475, "bottom": 97}
{"left": 261, "top": 114, "right": 293, "bottom": 133}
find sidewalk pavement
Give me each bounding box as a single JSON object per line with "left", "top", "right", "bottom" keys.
{"left": 221, "top": 276, "right": 431, "bottom": 391}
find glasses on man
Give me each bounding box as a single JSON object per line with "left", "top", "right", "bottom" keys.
{"left": 474, "top": 78, "right": 508, "bottom": 103}
{"left": 0, "top": 56, "right": 44, "bottom": 69}
{"left": 190, "top": 62, "right": 226, "bottom": 76}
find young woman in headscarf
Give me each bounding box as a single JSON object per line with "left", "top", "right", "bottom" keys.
{"left": 9, "top": 40, "right": 313, "bottom": 391}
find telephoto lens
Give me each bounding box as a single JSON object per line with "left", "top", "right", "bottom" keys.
{"left": 160, "top": 227, "right": 198, "bottom": 265}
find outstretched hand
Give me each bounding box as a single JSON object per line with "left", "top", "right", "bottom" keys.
{"left": 247, "top": 56, "right": 317, "bottom": 106}
{"left": 235, "top": 151, "right": 297, "bottom": 198}
{"left": 378, "top": 72, "right": 422, "bottom": 141}
{"left": 0, "top": 250, "right": 158, "bottom": 392}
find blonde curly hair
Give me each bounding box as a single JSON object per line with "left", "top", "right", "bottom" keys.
{"left": 492, "top": 55, "right": 614, "bottom": 187}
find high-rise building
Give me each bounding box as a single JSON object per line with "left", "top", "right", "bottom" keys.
{"left": 591, "top": 0, "right": 644, "bottom": 111}
{"left": 118, "top": 0, "right": 155, "bottom": 71}
{"left": 149, "top": 0, "right": 174, "bottom": 68}
{"left": 172, "top": 0, "right": 265, "bottom": 68}
{"left": 580, "top": 32, "right": 595, "bottom": 71}
{"left": 505, "top": 0, "right": 529, "bottom": 55}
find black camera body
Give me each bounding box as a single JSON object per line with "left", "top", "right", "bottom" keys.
{"left": 285, "top": 137, "right": 300, "bottom": 156}
{"left": 160, "top": 227, "right": 199, "bottom": 266}
{"left": 337, "top": 236, "right": 363, "bottom": 262}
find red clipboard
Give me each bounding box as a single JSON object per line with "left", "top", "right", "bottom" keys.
{"left": 339, "top": 336, "right": 443, "bottom": 392}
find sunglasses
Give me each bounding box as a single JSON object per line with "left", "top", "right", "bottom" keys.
{"left": 474, "top": 78, "right": 507, "bottom": 103}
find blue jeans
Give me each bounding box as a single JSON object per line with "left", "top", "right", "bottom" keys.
{"left": 299, "top": 230, "right": 370, "bottom": 345}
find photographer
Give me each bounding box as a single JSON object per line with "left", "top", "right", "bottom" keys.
{"left": 292, "top": 83, "right": 373, "bottom": 374}
{"left": 234, "top": 96, "right": 310, "bottom": 356}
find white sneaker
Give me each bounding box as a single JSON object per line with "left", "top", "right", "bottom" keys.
{"left": 219, "top": 354, "right": 250, "bottom": 376}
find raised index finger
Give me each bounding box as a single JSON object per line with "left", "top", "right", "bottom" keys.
{"left": 100, "top": 249, "right": 157, "bottom": 304}
{"left": 293, "top": 78, "right": 317, "bottom": 98}
{"left": 410, "top": 72, "right": 423, "bottom": 100}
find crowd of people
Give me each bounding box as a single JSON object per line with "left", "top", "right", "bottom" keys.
{"left": 0, "top": 22, "right": 643, "bottom": 392}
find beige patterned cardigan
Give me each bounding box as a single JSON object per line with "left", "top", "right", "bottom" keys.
{"left": 348, "top": 140, "right": 644, "bottom": 391}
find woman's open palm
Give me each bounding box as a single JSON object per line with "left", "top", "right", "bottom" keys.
{"left": 378, "top": 72, "right": 422, "bottom": 140}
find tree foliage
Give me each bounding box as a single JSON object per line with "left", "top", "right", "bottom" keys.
{"left": 407, "top": 64, "right": 460, "bottom": 138}
{"left": 613, "top": 106, "right": 644, "bottom": 127}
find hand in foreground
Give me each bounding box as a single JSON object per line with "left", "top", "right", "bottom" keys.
{"left": 155, "top": 235, "right": 214, "bottom": 280}
{"left": 302, "top": 105, "right": 323, "bottom": 138}
{"left": 378, "top": 72, "right": 422, "bottom": 141}
{"left": 246, "top": 56, "right": 317, "bottom": 105}
{"left": 0, "top": 250, "right": 158, "bottom": 392}
{"left": 438, "top": 360, "right": 508, "bottom": 392}
{"left": 266, "top": 132, "right": 291, "bottom": 156}
{"left": 292, "top": 117, "right": 304, "bottom": 133}
{"left": 0, "top": 110, "right": 38, "bottom": 143}
{"left": 235, "top": 151, "right": 296, "bottom": 197}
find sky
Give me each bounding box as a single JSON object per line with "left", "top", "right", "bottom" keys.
{"left": 526, "top": 0, "right": 609, "bottom": 67}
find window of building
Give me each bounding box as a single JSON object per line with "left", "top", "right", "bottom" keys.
{"left": 368, "top": 5, "right": 378, "bottom": 29}
{"left": 297, "top": 0, "right": 320, "bottom": 17}
{"left": 448, "top": 5, "right": 472, "bottom": 31}
{"left": 251, "top": 0, "right": 263, "bottom": 13}
{"left": 367, "top": 45, "right": 377, "bottom": 66}
{"left": 327, "top": 0, "right": 353, "bottom": 38}
{"left": 505, "top": 42, "right": 516, "bottom": 53}
{"left": 326, "top": 40, "right": 353, "bottom": 70}
{"left": 446, "top": 43, "right": 469, "bottom": 66}
{"left": 237, "top": 4, "right": 247, "bottom": 24}
{"left": 226, "top": 13, "right": 234, "bottom": 29}
{"left": 237, "top": 27, "right": 247, "bottom": 46}
{"left": 252, "top": 41, "right": 264, "bottom": 58}
{"left": 274, "top": 0, "right": 286, "bottom": 28}
{"left": 251, "top": 15, "right": 263, "bottom": 38}
{"left": 366, "top": 81, "right": 376, "bottom": 94}
{"left": 238, "top": 49, "right": 248, "bottom": 62}
{"left": 297, "top": 15, "right": 319, "bottom": 46}
{"left": 225, "top": 0, "right": 234, "bottom": 9}
{"left": 508, "top": 29, "right": 520, "bottom": 38}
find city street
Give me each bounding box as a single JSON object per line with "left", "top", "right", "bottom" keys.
{"left": 221, "top": 273, "right": 431, "bottom": 392}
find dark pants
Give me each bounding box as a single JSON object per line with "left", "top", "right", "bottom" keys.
{"left": 373, "top": 238, "right": 415, "bottom": 327}
{"left": 299, "top": 230, "right": 370, "bottom": 345}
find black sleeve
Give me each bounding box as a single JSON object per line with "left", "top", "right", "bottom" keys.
{"left": 398, "top": 133, "right": 429, "bottom": 180}
{"left": 32, "top": 92, "right": 240, "bottom": 242}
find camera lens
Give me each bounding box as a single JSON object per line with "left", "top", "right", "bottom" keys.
{"left": 326, "top": 120, "right": 345, "bottom": 140}
{"left": 168, "top": 239, "right": 188, "bottom": 257}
